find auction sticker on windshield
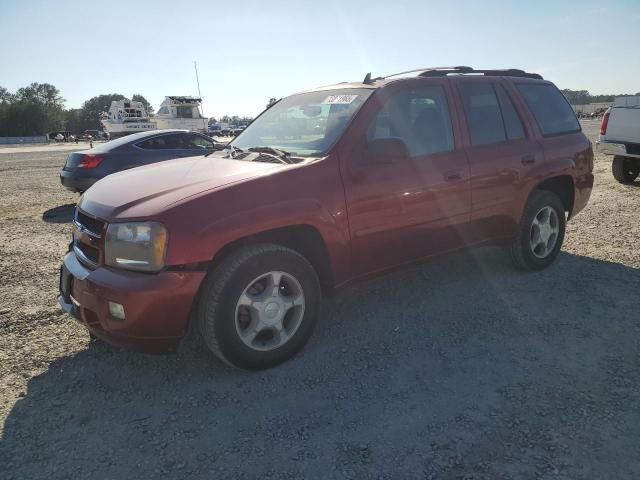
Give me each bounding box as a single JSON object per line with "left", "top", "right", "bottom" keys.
{"left": 322, "top": 95, "right": 358, "bottom": 104}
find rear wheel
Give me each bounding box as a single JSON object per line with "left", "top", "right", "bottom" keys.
{"left": 197, "top": 244, "right": 321, "bottom": 370}
{"left": 510, "top": 190, "right": 566, "bottom": 271}
{"left": 612, "top": 156, "right": 640, "bottom": 184}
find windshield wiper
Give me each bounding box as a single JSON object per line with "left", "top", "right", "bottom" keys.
{"left": 247, "top": 146, "right": 294, "bottom": 164}
{"left": 212, "top": 144, "right": 245, "bottom": 159}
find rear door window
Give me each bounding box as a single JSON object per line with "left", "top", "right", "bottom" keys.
{"left": 458, "top": 83, "right": 506, "bottom": 146}
{"left": 136, "top": 134, "right": 181, "bottom": 149}
{"left": 495, "top": 85, "right": 525, "bottom": 140}
{"left": 515, "top": 83, "right": 580, "bottom": 136}
{"left": 367, "top": 85, "right": 454, "bottom": 156}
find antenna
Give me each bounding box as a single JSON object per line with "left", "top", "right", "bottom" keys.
{"left": 194, "top": 61, "right": 207, "bottom": 131}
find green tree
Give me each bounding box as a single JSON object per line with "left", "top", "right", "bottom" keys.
{"left": 65, "top": 108, "right": 83, "bottom": 133}
{"left": 266, "top": 97, "right": 277, "bottom": 109}
{"left": 0, "top": 86, "right": 14, "bottom": 104}
{"left": 0, "top": 83, "right": 65, "bottom": 135}
{"left": 0, "top": 86, "right": 11, "bottom": 135}
{"left": 132, "top": 94, "right": 153, "bottom": 114}
{"left": 561, "top": 89, "right": 591, "bottom": 106}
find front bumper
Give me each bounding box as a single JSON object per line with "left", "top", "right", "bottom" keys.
{"left": 59, "top": 170, "right": 98, "bottom": 193}
{"left": 596, "top": 141, "right": 640, "bottom": 159}
{"left": 58, "top": 251, "right": 205, "bottom": 353}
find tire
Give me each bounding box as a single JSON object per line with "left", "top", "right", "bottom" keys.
{"left": 612, "top": 156, "right": 640, "bottom": 184}
{"left": 510, "top": 190, "right": 566, "bottom": 271}
{"left": 197, "top": 243, "right": 321, "bottom": 370}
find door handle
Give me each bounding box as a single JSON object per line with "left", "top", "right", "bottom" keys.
{"left": 444, "top": 170, "right": 463, "bottom": 181}
{"left": 521, "top": 155, "right": 536, "bottom": 165}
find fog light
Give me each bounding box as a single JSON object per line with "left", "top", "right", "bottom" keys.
{"left": 108, "top": 301, "right": 125, "bottom": 320}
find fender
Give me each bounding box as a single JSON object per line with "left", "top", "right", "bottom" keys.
{"left": 512, "top": 156, "right": 575, "bottom": 221}
{"left": 161, "top": 156, "right": 353, "bottom": 286}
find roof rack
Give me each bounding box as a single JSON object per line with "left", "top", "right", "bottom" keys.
{"left": 419, "top": 67, "right": 542, "bottom": 80}
{"left": 375, "top": 66, "right": 542, "bottom": 81}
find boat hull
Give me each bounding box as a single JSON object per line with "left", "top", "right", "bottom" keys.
{"left": 101, "top": 120, "right": 157, "bottom": 138}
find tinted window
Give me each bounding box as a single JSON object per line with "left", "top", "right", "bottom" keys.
{"left": 367, "top": 85, "right": 454, "bottom": 156}
{"left": 495, "top": 85, "right": 525, "bottom": 140}
{"left": 137, "top": 133, "right": 205, "bottom": 150}
{"left": 186, "top": 134, "right": 214, "bottom": 149}
{"left": 136, "top": 134, "right": 178, "bottom": 150}
{"left": 459, "top": 83, "right": 506, "bottom": 146}
{"left": 516, "top": 83, "right": 580, "bottom": 136}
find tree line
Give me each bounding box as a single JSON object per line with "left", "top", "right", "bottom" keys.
{"left": 0, "top": 83, "right": 153, "bottom": 136}
{"left": 561, "top": 89, "right": 640, "bottom": 106}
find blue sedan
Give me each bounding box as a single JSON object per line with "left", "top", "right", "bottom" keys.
{"left": 59, "top": 130, "right": 223, "bottom": 193}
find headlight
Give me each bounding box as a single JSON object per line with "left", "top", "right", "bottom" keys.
{"left": 105, "top": 222, "right": 167, "bottom": 272}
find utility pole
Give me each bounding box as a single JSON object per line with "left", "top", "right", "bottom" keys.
{"left": 194, "top": 61, "right": 207, "bottom": 131}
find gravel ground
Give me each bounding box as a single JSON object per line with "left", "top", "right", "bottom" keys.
{"left": 1, "top": 121, "right": 639, "bottom": 479}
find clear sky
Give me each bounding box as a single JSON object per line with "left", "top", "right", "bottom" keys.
{"left": 1, "top": 0, "right": 639, "bottom": 118}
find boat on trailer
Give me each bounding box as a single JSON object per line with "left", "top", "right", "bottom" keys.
{"left": 153, "top": 96, "right": 208, "bottom": 131}
{"left": 100, "top": 100, "right": 156, "bottom": 138}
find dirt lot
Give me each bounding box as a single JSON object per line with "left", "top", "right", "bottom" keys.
{"left": 1, "top": 122, "right": 639, "bottom": 479}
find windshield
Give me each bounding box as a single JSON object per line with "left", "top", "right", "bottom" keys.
{"left": 230, "top": 88, "right": 373, "bottom": 156}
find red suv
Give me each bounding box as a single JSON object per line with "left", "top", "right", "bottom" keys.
{"left": 59, "top": 67, "right": 593, "bottom": 369}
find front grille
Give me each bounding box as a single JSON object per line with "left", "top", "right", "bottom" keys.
{"left": 73, "top": 208, "right": 106, "bottom": 268}
{"left": 75, "top": 241, "right": 100, "bottom": 264}
{"left": 76, "top": 210, "right": 105, "bottom": 236}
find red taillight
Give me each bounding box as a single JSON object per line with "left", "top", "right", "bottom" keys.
{"left": 600, "top": 110, "right": 610, "bottom": 135}
{"left": 78, "top": 154, "right": 105, "bottom": 169}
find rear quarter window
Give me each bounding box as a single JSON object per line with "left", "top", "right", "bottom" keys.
{"left": 516, "top": 83, "right": 580, "bottom": 136}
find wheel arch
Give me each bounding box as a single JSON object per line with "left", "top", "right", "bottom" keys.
{"left": 530, "top": 175, "right": 575, "bottom": 218}
{"left": 207, "top": 224, "right": 335, "bottom": 297}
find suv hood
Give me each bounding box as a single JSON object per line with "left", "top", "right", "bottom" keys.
{"left": 79, "top": 155, "right": 282, "bottom": 220}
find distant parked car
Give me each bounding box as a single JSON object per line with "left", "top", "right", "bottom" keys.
{"left": 48, "top": 131, "right": 72, "bottom": 142}
{"left": 208, "top": 125, "right": 222, "bottom": 136}
{"left": 220, "top": 127, "right": 233, "bottom": 136}
{"left": 59, "top": 129, "right": 223, "bottom": 193}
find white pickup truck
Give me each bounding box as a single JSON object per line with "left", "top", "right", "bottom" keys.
{"left": 597, "top": 96, "right": 640, "bottom": 183}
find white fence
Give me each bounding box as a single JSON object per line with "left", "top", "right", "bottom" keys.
{"left": 0, "top": 136, "right": 49, "bottom": 145}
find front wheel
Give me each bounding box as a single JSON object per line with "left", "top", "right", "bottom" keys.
{"left": 510, "top": 190, "right": 566, "bottom": 271}
{"left": 197, "top": 244, "right": 321, "bottom": 370}
{"left": 612, "top": 156, "right": 640, "bottom": 184}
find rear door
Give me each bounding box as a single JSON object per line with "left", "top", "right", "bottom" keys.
{"left": 341, "top": 80, "right": 471, "bottom": 276}
{"left": 454, "top": 78, "right": 543, "bottom": 241}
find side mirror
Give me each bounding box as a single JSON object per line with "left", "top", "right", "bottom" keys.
{"left": 363, "top": 137, "right": 409, "bottom": 165}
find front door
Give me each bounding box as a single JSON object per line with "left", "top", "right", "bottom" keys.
{"left": 341, "top": 81, "right": 471, "bottom": 277}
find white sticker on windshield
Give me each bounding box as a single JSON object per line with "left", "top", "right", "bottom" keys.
{"left": 322, "top": 94, "right": 358, "bottom": 105}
